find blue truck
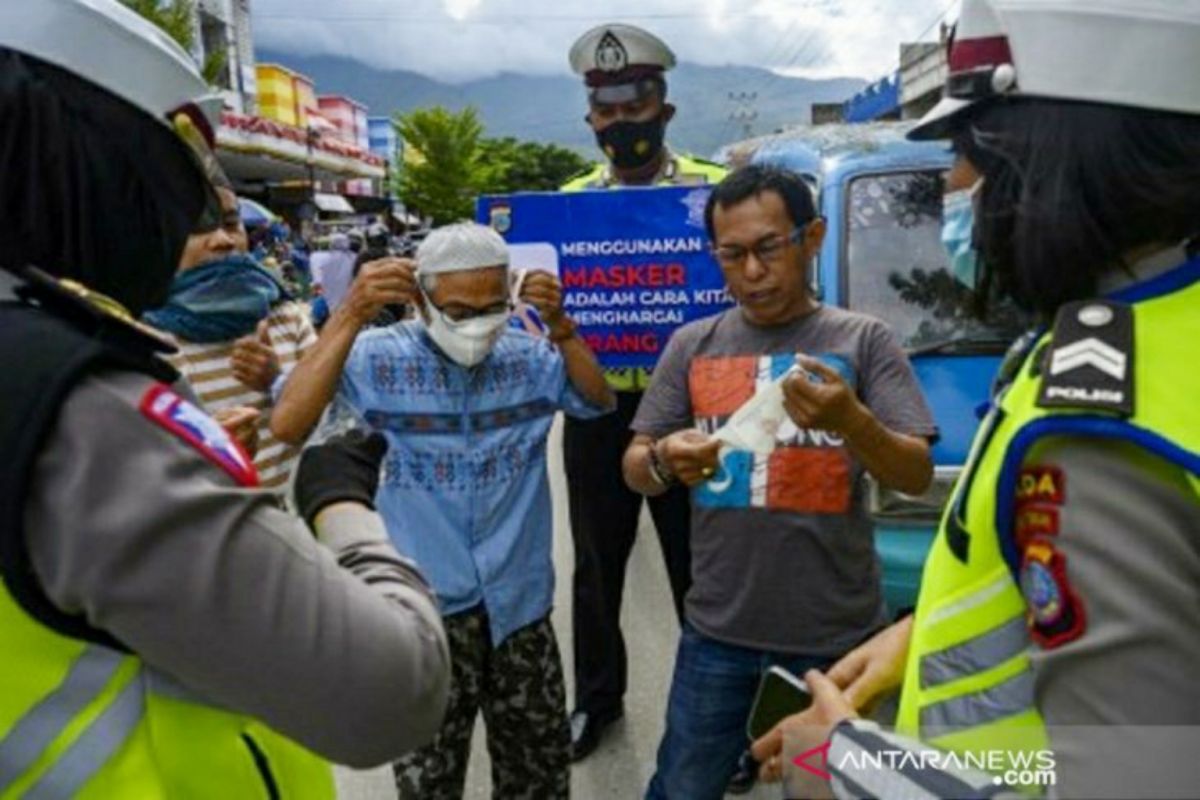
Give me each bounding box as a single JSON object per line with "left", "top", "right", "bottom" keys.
{"left": 738, "top": 122, "right": 1027, "bottom": 612}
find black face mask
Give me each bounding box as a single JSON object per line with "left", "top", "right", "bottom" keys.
{"left": 595, "top": 115, "right": 666, "bottom": 171}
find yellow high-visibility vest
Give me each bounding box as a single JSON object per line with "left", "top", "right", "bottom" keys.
{"left": 0, "top": 588, "right": 335, "bottom": 799}
{"left": 896, "top": 262, "right": 1200, "bottom": 778}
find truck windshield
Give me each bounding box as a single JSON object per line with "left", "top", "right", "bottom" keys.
{"left": 844, "top": 170, "right": 1028, "bottom": 353}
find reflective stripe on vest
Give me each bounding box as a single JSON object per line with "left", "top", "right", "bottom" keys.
{"left": 897, "top": 261, "right": 1200, "bottom": 762}
{"left": 920, "top": 614, "right": 1028, "bottom": 690}
{"left": 920, "top": 664, "right": 1034, "bottom": 731}
{"left": 0, "top": 647, "right": 127, "bottom": 792}
{"left": 561, "top": 153, "right": 726, "bottom": 192}
{"left": 24, "top": 670, "right": 145, "bottom": 798}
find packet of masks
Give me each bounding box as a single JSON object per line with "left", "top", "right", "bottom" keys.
{"left": 712, "top": 364, "right": 810, "bottom": 454}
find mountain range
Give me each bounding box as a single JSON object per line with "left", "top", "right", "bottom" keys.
{"left": 255, "top": 49, "right": 866, "bottom": 158}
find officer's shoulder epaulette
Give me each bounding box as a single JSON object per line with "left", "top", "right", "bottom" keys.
{"left": 1036, "top": 298, "right": 1134, "bottom": 417}
{"left": 14, "top": 266, "right": 178, "bottom": 357}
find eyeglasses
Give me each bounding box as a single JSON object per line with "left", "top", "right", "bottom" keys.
{"left": 711, "top": 224, "right": 810, "bottom": 269}
{"left": 435, "top": 300, "right": 514, "bottom": 323}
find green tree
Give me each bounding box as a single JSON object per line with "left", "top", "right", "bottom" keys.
{"left": 478, "top": 137, "right": 590, "bottom": 193}
{"left": 394, "top": 106, "right": 494, "bottom": 225}
{"left": 121, "top": 0, "right": 227, "bottom": 85}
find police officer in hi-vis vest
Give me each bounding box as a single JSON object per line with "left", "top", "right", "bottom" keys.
{"left": 559, "top": 23, "right": 727, "bottom": 763}
{"left": 0, "top": 1, "right": 451, "bottom": 796}
{"left": 750, "top": 0, "right": 1200, "bottom": 797}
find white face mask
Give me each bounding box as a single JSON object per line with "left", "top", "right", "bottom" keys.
{"left": 420, "top": 288, "right": 509, "bottom": 367}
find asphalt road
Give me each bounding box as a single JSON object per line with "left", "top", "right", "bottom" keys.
{"left": 337, "top": 418, "right": 780, "bottom": 799}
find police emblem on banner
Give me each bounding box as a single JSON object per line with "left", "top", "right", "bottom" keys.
{"left": 489, "top": 203, "right": 512, "bottom": 235}
{"left": 681, "top": 188, "right": 711, "bottom": 229}
{"left": 596, "top": 30, "right": 628, "bottom": 73}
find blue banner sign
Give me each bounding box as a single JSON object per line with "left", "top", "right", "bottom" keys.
{"left": 477, "top": 186, "right": 734, "bottom": 370}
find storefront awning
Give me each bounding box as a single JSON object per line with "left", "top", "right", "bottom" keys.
{"left": 314, "top": 193, "right": 356, "bottom": 214}
{"left": 217, "top": 111, "right": 386, "bottom": 185}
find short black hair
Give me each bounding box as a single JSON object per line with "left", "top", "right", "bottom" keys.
{"left": 704, "top": 164, "right": 818, "bottom": 240}
{"left": 956, "top": 98, "right": 1200, "bottom": 317}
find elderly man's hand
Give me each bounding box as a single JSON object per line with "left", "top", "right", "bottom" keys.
{"left": 344, "top": 257, "right": 417, "bottom": 326}
{"left": 231, "top": 320, "right": 281, "bottom": 392}
{"left": 518, "top": 271, "right": 566, "bottom": 326}
{"left": 782, "top": 355, "right": 866, "bottom": 436}
{"left": 752, "top": 670, "right": 857, "bottom": 795}
{"left": 657, "top": 429, "right": 721, "bottom": 487}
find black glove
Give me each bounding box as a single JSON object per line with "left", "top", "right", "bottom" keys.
{"left": 294, "top": 429, "right": 388, "bottom": 529}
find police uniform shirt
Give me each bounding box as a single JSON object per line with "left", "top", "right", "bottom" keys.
{"left": 3, "top": 272, "right": 451, "bottom": 765}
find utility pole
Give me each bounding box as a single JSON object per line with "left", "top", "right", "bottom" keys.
{"left": 728, "top": 91, "right": 758, "bottom": 140}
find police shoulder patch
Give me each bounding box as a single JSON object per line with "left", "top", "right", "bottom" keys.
{"left": 1020, "top": 539, "right": 1086, "bottom": 649}
{"left": 1037, "top": 299, "right": 1134, "bottom": 416}
{"left": 1016, "top": 465, "right": 1065, "bottom": 506}
{"left": 1014, "top": 503, "right": 1060, "bottom": 551}
{"left": 139, "top": 384, "right": 259, "bottom": 487}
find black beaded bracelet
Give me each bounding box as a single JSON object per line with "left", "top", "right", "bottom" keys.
{"left": 647, "top": 442, "right": 677, "bottom": 487}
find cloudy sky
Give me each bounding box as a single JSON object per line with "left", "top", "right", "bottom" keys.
{"left": 251, "top": 0, "right": 959, "bottom": 82}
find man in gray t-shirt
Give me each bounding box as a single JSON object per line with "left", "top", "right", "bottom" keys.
{"left": 626, "top": 165, "right": 937, "bottom": 800}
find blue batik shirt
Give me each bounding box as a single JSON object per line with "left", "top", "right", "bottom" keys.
{"left": 337, "top": 321, "right": 608, "bottom": 646}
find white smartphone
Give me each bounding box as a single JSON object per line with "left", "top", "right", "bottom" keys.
{"left": 747, "top": 666, "right": 813, "bottom": 741}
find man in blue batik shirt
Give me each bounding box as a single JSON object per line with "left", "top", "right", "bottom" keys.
{"left": 272, "top": 222, "right": 615, "bottom": 799}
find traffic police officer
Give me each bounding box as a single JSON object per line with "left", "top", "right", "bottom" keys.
{"left": 751, "top": 1, "right": 1200, "bottom": 797}
{"left": 560, "top": 22, "right": 727, "bottom": 763}
{"left": 0, "top": 1, "right": 450, "bottom": 796}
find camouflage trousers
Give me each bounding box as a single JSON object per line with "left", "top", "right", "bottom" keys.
{"left": 394, "top": 607, "right": 570, "bottom": 799}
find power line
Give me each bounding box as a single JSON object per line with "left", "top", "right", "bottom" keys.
{"left": 879, "top": 0, "right": 959, "bottom": 83}
{"left": 254, "top": 11, "right": 798, "bottom": 24}
{"left": 722, "top": 0, "right": 890, "bottom": 143}
{"left": 713, "top": 16, "right": 804, "bottom": 147}
{"left": 758, "top": 0, "right": 959, "bottom": 136}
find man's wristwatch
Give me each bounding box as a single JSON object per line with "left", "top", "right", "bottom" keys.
{"left": 647, "top": 441, "right": 677, "bottom": 487}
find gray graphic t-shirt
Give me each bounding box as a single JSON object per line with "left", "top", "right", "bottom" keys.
{"left": 633, "top": 304, "right": 938, "bottom": 655}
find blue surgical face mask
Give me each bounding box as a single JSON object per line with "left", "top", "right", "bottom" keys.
{"left": 941, "top": 180, "right": 983, "bottom": 289}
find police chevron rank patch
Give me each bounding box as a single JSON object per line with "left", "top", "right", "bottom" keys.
{"left": 139, "top": 384, "right": 259, "bottom": 487}
{"left": 1038, "top": 300, "right": 1134, "bottom": 416}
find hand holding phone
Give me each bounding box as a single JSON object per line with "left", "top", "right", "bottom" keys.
{"left": 747, "top": 666, "right": 812, "bottom": 741}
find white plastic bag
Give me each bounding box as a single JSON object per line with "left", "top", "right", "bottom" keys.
{"left": 712, "top": 365, "right": 809, "bottom": 454}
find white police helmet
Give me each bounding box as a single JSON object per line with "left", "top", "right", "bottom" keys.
{"left": 569, "top": 23, "right": 676, "bottom": 104}
{"left": 910, "top": 0, "right": 1200, "bottom": 140}
{"left": 0, "top": 0, "right": 222, "bottom": 141}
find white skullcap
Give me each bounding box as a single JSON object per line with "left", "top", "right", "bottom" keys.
{"left": 329, "top": 233, "right": 350, "bottom": 251}
{"left": 417, "top": 222, "right": 509, "bottom": 275}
